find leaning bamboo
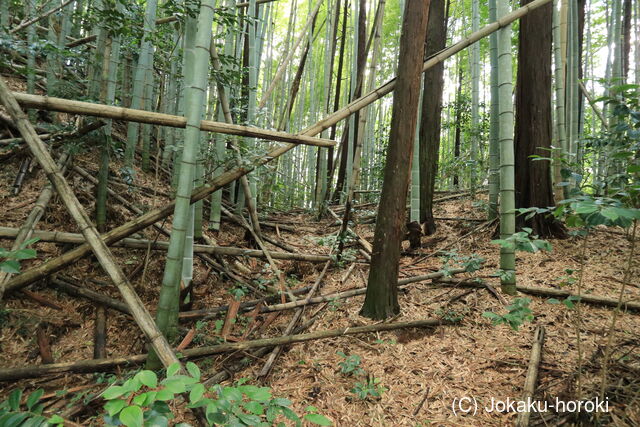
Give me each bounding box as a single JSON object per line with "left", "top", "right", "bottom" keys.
{"left": 0, "top": 77, "right": 181, "bottom": 369}
{"left": 0, "top": 318, "right": 453, "bottom": 381}
{"left": 3, "top": 0, "right": 551, "bottom": 296}
{"left": 0, "top": 226, "right": 332, "bottom": 262}
{"left": 9, "top": 0, "right": 74, "bottom": 34}
{"left": 257, "top": 0, "right": 324, "bottom": 110}
{"left": 11, "top": 93, "right": 335, "bottom": 147}
{"left": 515, "top": 326, "right": 545, "bottom": 427}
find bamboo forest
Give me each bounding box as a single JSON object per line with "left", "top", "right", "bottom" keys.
{"left": 0, "top": 0, "right": 639, "bottom": 424}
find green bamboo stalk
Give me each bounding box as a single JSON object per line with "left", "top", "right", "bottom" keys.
{"left": 151, "top": 0, "right": 216, "bottom": 368}
{"left": 4, "top": 0, "right": 554, "bottom": 297}
{"left": 124, "top": 0, "right": 158, "bottom": 167}
{"left": 488, "top": 0, "right": 500, "bottom": 220}
{"left": 470, "top": 0, "right": 480, "bottom": 196}
{"left": 497, "top": 0, "right": 516, "bottom": 295}
{"left": 552, "top": 0, "right": 567, "bottom": 203}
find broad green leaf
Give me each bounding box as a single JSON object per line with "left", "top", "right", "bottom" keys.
{"left": 166, "top": 362, "right": 181, "bottom": 377}
{"left": 163, "top": 379, "right": 186, "bottom": 394}
{"left": 103, "top": 385, "right": 127, "bottom": 400}
{"left": 104, "top": 398, "right": 126, "bottom": 416}
{"left": 189, "top": 383, "right": 205, "bottom": 404}
{"left": 26, "top": 389, "right": 43, "bottom": 411}
{"left": 8, "top": 389, "right": 22, "bottom": 411}
{"left": 304, "top": 413, "right": 333, "bottom": 426}
{"left": 155, "top": 388, "right": 175, "bottom": 401}
{"left": 0, "top": 260, "right": 21, "bottom": 274}
{"left": 119, "top": 405, "right": 143, "bottom": 427}
{"left": 186, "top": 362, "right": 200, "bottom": 380}
{"left": 13, "top": 249, "right": 37, "bottom": 260}
{"left": 1, "top": 412, "right": 29, "bottom": 427}
{"left": 136, "top": 370, "right": 157, "bottom": 388}
{"left": 243, "top": 400, "right": 264, "bottom": 415}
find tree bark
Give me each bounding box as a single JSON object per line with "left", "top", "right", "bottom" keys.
{"left": 419, "top": 0, "right": 449, "bottom": 235}
{"left": 514, "top": 0, "right": 566, "bottom": 238}
{"left": 360, "top": 0, "right": 431, "bottom": 320}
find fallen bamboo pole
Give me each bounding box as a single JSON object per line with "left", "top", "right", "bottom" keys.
{"left": 3, "top": 0, "right": 550, "bottom": 296}
{"left": 185, "top": 268, "right": 469, "bottom": 320}
{"left": 0, "top": 77, "right": 181, "bottom": 369}
{"left": 0, "top": 226, "right": 332, "bottom": 262}
{"left": 435, "top": 278, "right": 640, "bottom": 311}
{"left": 0, "top": 318, "right": 453, "bottom": 381}
{"left": 515, "top": 326, "right": 545, "bottom": 427}
{"left": 11, "top": 93, "right": 336, "bottom": 147}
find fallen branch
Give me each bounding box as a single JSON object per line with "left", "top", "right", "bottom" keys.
{"left": 434, "top": 278, "right": 640, "bottom": 311}
{"left": 0, "top": 318, "right": 455, "bottom": 381}
{"left": 0, "top": 226, "right": 332, "bottom": 263}
{"left": 515, "top": 326, "right": 545, "bottom": 427}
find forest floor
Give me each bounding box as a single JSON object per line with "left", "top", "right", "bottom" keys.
{"left": 1, "top": 145, "right": 640, "bottom": 426}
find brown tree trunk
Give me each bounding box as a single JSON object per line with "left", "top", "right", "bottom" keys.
{"left": 515, "top": 0, "right": 566, "bottom": 238}
{"left": 360, "top": 0, "right": 430, "bottom": 320}
{"left": 419, "top": 0, "right": 449, "bottom": 235}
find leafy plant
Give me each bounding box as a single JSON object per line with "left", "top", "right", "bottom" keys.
{"left": 336, "top": 352, "right": 365, "bottom": 376}
{"left": 482, "top": 297, "right": 534, "bottom": 331}
{"left": 350, "top": 376, "right": 387, "bottom": 401}
{"left": 491, "top": 228, "right": 552, "bottom": 253}
{"left": 438, "top": 249, "right": 485, "bottom": 277}
{"left": 0, "top": 388, "right": 64, "bottom": 426}
{"left": 100, "top": 363, "right": 332, "bottom": 426}
{"left": 0, "top": 238, "right": 39, "bottom": 274}
{"left": 547, "top": 295, "right": 582, "bottom": 309}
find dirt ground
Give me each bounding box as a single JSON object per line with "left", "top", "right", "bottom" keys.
{"left": 1, "top": 147, "right": 639, "bottom": 426}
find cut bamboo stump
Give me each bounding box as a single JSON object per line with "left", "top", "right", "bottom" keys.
{"left": 515, "top": 326, "right": 545, "bottom": 427}
{"left": 36, "top": 324, "right": 54, "bottom": 364}
{"left": 94, "top": 306, "right": 107, "bottom": 359}
{"left": 0, "top": 318, "right": 455, "bottom": 381}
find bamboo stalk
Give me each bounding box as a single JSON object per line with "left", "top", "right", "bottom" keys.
{"left": 11, "top": 92, "right": 336, "bottom": 147}
{"left": 0, "top": 77, "right": 181, "bottom": 369}
{"left": 515, "top": 326, "right": 545, "bottom": 427}
{"left": 0, "top": 318, "right": 453, "bottom": 381}
{"left": 9, "top": 0, "right": 74, "bottom": 34}
{"left": 3, "top": 0, "right": 550, "bottom": 298}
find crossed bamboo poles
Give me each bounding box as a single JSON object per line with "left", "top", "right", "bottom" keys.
{"left": 0, "top": 0, "right": 554, "bottom": 370}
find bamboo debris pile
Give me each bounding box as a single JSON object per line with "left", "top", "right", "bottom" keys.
{"left": 2, "top": 1, "right": 637, "bottom": 424}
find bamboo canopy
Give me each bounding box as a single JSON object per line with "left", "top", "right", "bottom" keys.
{"left": 3, "top": 0, "right": 554, "bottom": 296}
{"left": 0, "top": 226, "right": 333, "bottom": 263}
{"left": 11, "top": 93, "right": 336, "bottom": 148}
